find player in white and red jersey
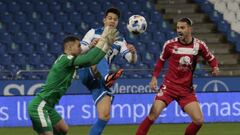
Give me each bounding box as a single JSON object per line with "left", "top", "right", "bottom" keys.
{"left": 136, "top": 18, "right": 219, "bottom": 135}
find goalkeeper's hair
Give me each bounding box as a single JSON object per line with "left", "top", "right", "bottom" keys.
{"left": 63, "top": 35, "right": 79, "bottom": 50}
{"left": 105, "top": 7, "right": 120, "bottom": 19}
{"left": 178, "top": 17, "right": 193, "bottom": 26}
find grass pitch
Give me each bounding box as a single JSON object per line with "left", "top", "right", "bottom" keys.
{"left": 0, "top": 123, "right": 239, "bottom": 135}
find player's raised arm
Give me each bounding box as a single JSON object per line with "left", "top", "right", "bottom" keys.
{"left": 74, "top": 27, "right": 119, "bottom": 67}
{"left": 80, "top": 29, "right": 99, "bottom": 54}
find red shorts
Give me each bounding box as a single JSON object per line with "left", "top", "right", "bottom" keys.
{"left": 155, "top": 84, "right": 198, "bottom": 109}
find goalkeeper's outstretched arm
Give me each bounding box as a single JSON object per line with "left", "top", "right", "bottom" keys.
{"left": 73, "top": 27, "right": 119, "bottom": 67}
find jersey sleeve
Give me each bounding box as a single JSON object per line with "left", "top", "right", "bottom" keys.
{"left": 81, "top": 29, "right": 95, "bottom": 45}
{"left": 152, "top": 42, "right": 171, "bottom": 78}
{"left": 73, "top": 47, "right": 106, "bottom": 67}
{"left": 200, "top": 42, "right": 218, "bottom": 68}
{"left": 152, "top": 58, "right": 164, "bottom": 78}
{"left": 118, "top": 38, "right": 137, "bottom": 63}
{"left": 80, "top": 29, "right": 95, "bottom": 54}
{"left": 159, "top": 42, "right": 171, "bottom": 61}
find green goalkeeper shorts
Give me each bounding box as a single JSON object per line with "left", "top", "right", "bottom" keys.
{"left": 28, "top": 96, "right": 62, "bottom": 133}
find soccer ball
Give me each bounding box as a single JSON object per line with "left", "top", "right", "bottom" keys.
{"left": 127, "top": 15, "right": 147, "bottom": 34}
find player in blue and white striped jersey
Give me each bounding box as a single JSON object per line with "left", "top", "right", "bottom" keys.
{"left": 78, "top": 8, "right": 137, "bottom": 135}
{"left": 80, "top": 28, "right": 137, "bottom": 80}
{"left": 80, "top": 22, "right": 137, "bottom": 83}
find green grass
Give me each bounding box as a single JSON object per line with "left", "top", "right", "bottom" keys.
{"left": 0, "top": 123, "right": 239, "bottom": 135}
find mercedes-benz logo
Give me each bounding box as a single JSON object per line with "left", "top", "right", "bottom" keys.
{"left": 203, "top": 80, "right": 229, "bottom": 92}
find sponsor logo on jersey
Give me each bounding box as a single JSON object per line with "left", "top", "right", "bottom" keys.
{"left": 179, "top": 56, "right": 192, "bottom": 66}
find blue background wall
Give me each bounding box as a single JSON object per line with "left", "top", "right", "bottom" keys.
{"left": 0, "top": 77, "right": 239, "bottom": 96}
{"left": 0, "top": 92, "right": 240, "bottom": 127}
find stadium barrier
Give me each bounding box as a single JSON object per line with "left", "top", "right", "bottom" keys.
{"left": 0, "top": 93, "right": 240, "bottom": 127}
{"left": 0, "top": 76, "right": 239, "bottom": 96}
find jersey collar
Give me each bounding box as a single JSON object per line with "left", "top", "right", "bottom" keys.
{"left": 178, "top": 37, "right": 194, "bottom": 46}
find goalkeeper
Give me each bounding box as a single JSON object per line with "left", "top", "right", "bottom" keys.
{"left": 27, "top": 27, "right": 119, "bottom": 135}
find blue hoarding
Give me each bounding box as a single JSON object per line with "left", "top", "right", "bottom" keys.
{"left": 0, "top": 92, "right": 240, "bottom": 127}
{"left": 0, "top": 77, "right": 240, "bottom": 95}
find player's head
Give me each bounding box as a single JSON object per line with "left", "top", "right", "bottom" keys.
{"left": 63, "top": 36, "right": 82, "bottom": 56}
{"left": 103, "top": 7, "right": 120, "bottom": 28}
{"left": 177, "top": 17, "right": 193, "bottom": 40}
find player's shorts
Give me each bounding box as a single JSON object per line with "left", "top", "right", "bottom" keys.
{"left": 155, "top": 84, "right": 197, "bottom": 110}
{"left": 28, "top": 96, "right": 62, "bottom": 133}
{"left": 78, "top": 68, "right": 113, "bottom": 105}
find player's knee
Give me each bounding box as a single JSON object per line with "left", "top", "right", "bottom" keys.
{"left": 193, "top": 117, "right": 204, "bottom": 125}
{"left": 55, "top": 124, "right": 69, "bottom": 134}
{"left": 98, "top": 112, "right": 110, "bottom": 121}
{"left": 148, "top": 115, "right": 157, "bottom": 121}
{"left": 148, "top": 112, "right": 158, "bottom": 121}
{"left": 148, "top": 109, "right": 161, "bottom": 121}
{"left": 63, "top": 125, "right": 69, "bottom": 133}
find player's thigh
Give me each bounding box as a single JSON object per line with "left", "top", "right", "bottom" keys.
{"left": 91, "top": 81, "right": 113, "bottom": 105}
{"left": 97, "top": 95, "right": 111, "bottom": 119}
{"left": 184, "top": 101, "right": 203, "bottom": 123}
{"left": 150, "top": 85, "right": 173, "bottom": 119}
{"left": 48, "top": 108, "right": 68, "bottom": 133}
{"left": 28, "top": 97, "right": 53, "bottom": 134}
{"left": 149, "top": 100, "right": 166, "bottom": 120}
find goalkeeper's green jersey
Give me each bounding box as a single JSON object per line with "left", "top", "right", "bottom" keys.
{"left": 37, "top": 48, "right": 106, "bottom": 106}
{"left": 37, "top": 54, "right": 76, "bottom": 106}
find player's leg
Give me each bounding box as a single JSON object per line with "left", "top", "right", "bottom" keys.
{"left": 96, "top": 58, "right": 123, "bottom": 88}
{"left": 39, "top": 118, "right": 68, "bottom": 135}
{"left": 148, "top": 100, "right": 166, "bottom": 121}
{"left": 89, "top": 95, "right": 112, "bottom": 135}
{"left": 96, "top": 95, "right": 112, "bottom": 121}
{"left": 178, "top": 93, "right": 203, "bottom": 135}
{"left": 183, "top": 101, "right": 203, "bottom": 135}
{"left": 79, "top": 66, "right": 113, "bottom": 135}
{"left": 105, "top": 68, "right": 124, "bottom": 88}
{"left": 136, "top": 85, "right": 174, "bottom": 135}
{"left": 28, "top": 96, "right": 54, "bottom": 135}
{"left": 48, "top": 108, "right": 69, "bottom": 135}
{"left": 88, "top": 77, "right": 113, "bottom": 135}
{"left": 53, "top": 120, "right": 68, "bottom": 135}
{"left": 96, "top": 59, "right": 110, "bottom": 80}
{"left": 136, "top": 100, "right": 166, "bottom": 135}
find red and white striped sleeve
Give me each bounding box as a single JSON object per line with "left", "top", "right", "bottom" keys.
{"left": 200, "top": 41, "right": 218, "bottom": 69}
{"left": 152, "top": 41, "right": 171, "bottom": 78}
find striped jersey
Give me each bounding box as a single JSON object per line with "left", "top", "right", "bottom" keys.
{"left": 80, "top": 27, "right": 136, "bottom": 64}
